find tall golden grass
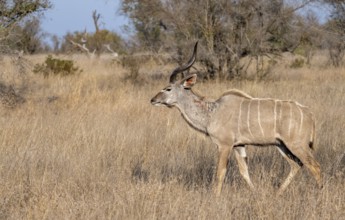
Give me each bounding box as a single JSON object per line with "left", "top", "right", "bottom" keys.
{"left": 0, "top": 54, "right": 344, "bottom": 219}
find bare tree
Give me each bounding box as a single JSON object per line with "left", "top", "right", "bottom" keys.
{"left": 121, "top": 0, "right": 315, "bottom": 79}
{"left": 0, "top": 0, "right": 51, "bottom": 54}
{"left": 322, "top": 0, "right": 345, "bottom": 66}
{"left": 69, "top": 39, "right": 97, "bottom": 59}
{"left": 92, "top": 10, "right": 101, "bottom": 33}
{"left": 103, "top": 44, "right": 119, "bottom": 57}
{"left": 60, "top": 10, "right": 124, "bottom": 56}
{"left": 122, "top": 0, "right": 168, "bottom": 52}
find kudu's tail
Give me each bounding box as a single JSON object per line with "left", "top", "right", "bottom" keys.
{"left": 309, "top": 115, "right": 316, "bottom": 150}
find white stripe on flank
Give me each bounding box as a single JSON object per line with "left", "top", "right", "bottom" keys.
{"left": 274, "top": 100, "right": 277, "bottom": 134}
{"left": 297, "top": 105, "right": 304, "bottom": 135}
{"left": 279, "top": 101, "right": 283, "bottom": 124}
{"left": 257, "top": 100, "right": 264, "bottom": 136}
{"left": 247, "top": 100, "right": 254, "bottom": 138}
{"left": 238, "top": 99, "right": 244, "bottom": 137}
{"left": 288, "top": 102, "right": 292, "bottom": 137}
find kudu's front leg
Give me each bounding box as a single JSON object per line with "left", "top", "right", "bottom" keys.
{"left": 214, "top": 145, "right": 232, "bottom": 197}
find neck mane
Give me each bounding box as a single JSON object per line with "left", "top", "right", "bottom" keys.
{"left": 221, "top": 89, "right": 253, "bottom": 99}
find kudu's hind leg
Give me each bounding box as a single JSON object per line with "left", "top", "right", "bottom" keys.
{"left": 234, "top": 146, "right": 254, "bottom": 190}
{"left": 292, "top": 146, "right": 323, "bottom": 189}
{"left": 276, "top": 141, "right": 303, "bottom": 195}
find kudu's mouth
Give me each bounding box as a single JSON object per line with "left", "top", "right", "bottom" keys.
{"left": 150, "top": 98, "right": 173, "bottom": 108}
{"left": 150, "top": 98, "right": 162, "bottom": 106}
{"left": 150, "top": 98, "right": 160, "bottom": 105}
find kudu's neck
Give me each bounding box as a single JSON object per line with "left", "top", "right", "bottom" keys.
{"left": 175, "top": 90, "right": 217, "bottom": 134}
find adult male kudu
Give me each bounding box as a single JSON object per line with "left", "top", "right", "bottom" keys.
{"left": 150, "top": 42, "right": 322, "bottom": 196}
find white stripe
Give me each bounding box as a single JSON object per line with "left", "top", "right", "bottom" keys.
{"left": 274, "top": 100, "right": 277, "bottom": 134}
{"left": 297, "top": 105, "right": 304, "bottom": 135}
{"left": 247, "top": 100, "right": 254, "bottom": 138}
{"left": 258, "top": 100, "right": 264, "bottom": 136}
{"left": 279, "top": 101, "right": 283, "bottom": 124}
{"left": 288, "top": 102, "right": 292, "bottom": 137}
{"left": 238, "top": 99, "right": 244, "bottom": 137}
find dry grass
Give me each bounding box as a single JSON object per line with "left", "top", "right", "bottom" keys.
{"left": 0, "top": 54, "right": 344, "bottom": 219}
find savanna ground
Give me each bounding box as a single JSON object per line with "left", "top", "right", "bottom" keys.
{"left": 0, "top": 53, "right": 344, "bottom": 219}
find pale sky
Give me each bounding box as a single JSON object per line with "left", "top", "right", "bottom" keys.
{"left": 41, "top": 0, "right": 129, "bottom": 41}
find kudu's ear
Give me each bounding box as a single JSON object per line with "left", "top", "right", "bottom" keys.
{"left": 181, "top": 74, "right": 197, "bottom": 89}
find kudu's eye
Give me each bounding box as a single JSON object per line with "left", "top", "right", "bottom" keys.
{"left": 165, "top": 88, "right": 172, "bottom": 92}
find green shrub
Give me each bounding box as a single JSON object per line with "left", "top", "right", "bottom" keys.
{"left": 33, "top": 55, "right": 82, "bottom": 77}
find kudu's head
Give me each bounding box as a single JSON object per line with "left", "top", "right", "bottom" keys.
{"left": 150, "top": 42, "right": 198, "bottom": 108}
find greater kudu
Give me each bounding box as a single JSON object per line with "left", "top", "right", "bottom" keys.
{"left": 150, "top": 42, "right": 322, "bottom": 196}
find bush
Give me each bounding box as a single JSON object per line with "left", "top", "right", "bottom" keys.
{"left": 289, "top": 58, "right": 305, "bottom": 68}
{"left": 120, "top": 55, "right": 141, "bottom": 84}
{"left": 0, "top": 83, "right": 25, "bottom": 108}
{"left": 33, "top": 55, "right": 82, "bottom": 77}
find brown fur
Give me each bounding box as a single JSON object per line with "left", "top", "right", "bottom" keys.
{"left": 151, "top": 43, "right": 322, "bottom": 197}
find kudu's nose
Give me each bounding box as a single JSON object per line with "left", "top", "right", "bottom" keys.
{"left": 150, "top": 98, "right": 156, "bottom": 105}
